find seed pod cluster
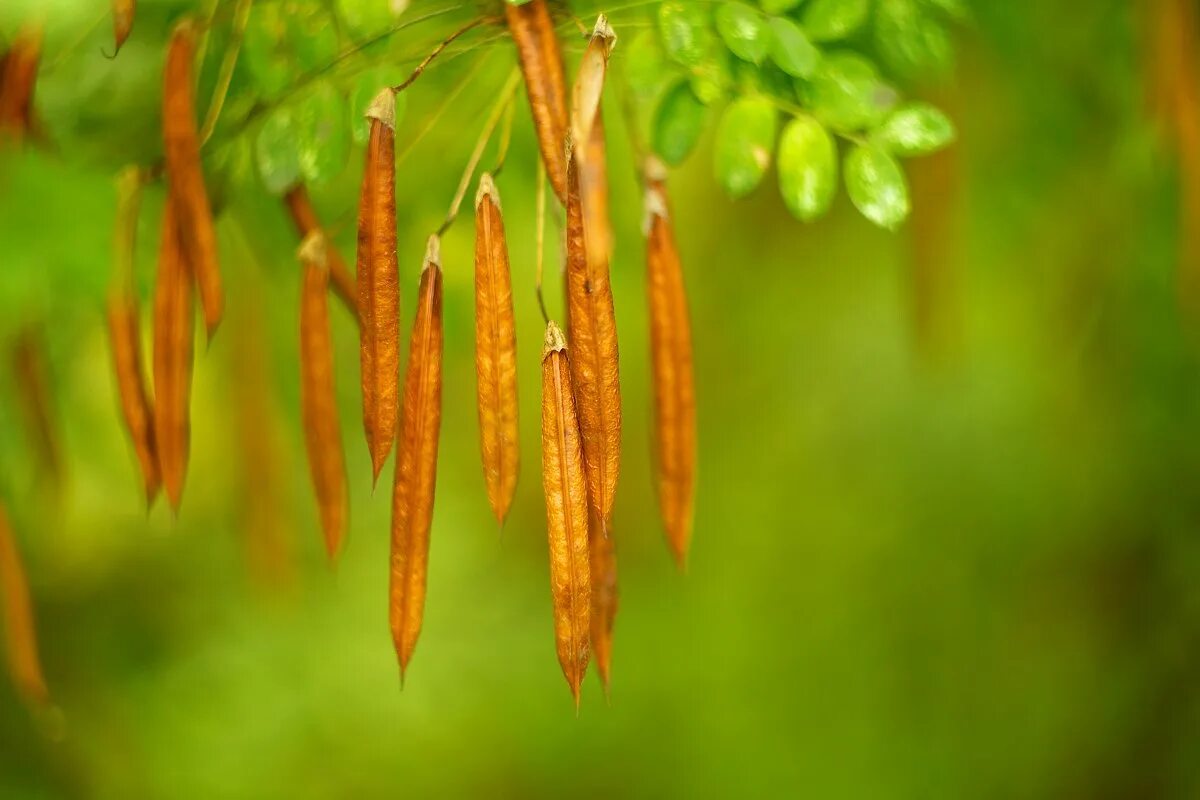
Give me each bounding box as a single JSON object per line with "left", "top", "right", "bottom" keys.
{"left": 357, "top": 89, "right": 401, "bottom": 484}
{"left": 390, "top": 236, "right": 444, "bottom": 679}
{"left": 0, "top": 505, "right": 50, "bottom": 708}
{"left": 299, "top": 233, "right": 349, "bottom": 563}
{"left": 507, "top": 0, "right": 570, "bottom": 203}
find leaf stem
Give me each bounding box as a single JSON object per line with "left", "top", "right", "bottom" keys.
{"left": 391, "top": 17, "right": 491, "bottom": 93}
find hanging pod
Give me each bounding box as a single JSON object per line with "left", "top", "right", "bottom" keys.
{"left": 507, "top": 0, "right": 570, "bottom": 203}
{"left": 0, "top": 504, "right": 50, "bottom": 708}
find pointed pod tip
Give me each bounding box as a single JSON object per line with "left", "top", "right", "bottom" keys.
{"left": 366, "top": 89, "right": 397, "bottom": 130}
{"left": 642, "top": 183, "right": 670, "bottom": 234}
{"left": 591, "top": 15, "right": 617, "bottom": 53}
{"left": 475, "top": 172, "right": 500, "bottom": 211}
{"left": 423, "top": 234, "right": 441, "bottom": 271}
{"left": 543, "top": 321, "right": 567, "bottom": 358}
{"left": 644, "top": 156, "right": 668, "bottom": 185}
{"left": 297, "top": 230, "right": 328, "bottom": 268}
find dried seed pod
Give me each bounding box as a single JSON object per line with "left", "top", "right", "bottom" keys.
{"left": 111, "top": 0, "right": 136, "bottom": 57}
{"left": 283, "top": 184, "right": 360, "bottom": 324}
{"left": 163, "top": 20, "right": 223, "bottom": 339}
{"left": 0, "top": 26, "right": 42, "bottom": 142}
{"left": 299, "top": 233, "right": 349, "bottom": 563}
{"left": 507, "top": 0, "right": 569, "bottom": 203}
{"left": 0, "top": 505, "right": 50, "bottom": 708}
{"left": 357, "top": 89, "right": 400, "bottom": 484}
{"left": 589, "top": 508, "right": 617, "bottom": 695}
{"left": 644, "top": 163, "right": 696, "bottom": 568}
{"left": 11, "top": 329, "right": 63, "bottom": 490}
{"left": 153, "top": 196, "right": 195, "bottom": 513}
{"left": 108, "top": 295, "right": 160, "bottom": 505}
{"left": 581, "top": 109, "right": 613, "bottom": 273}
{"left": 565, "top": 140, "right": 622, "bottom": 530}
{"left": 540, "top": 321, "right": 592, "bottom": 707}
{"left": 570, "top": 15, "right": 617, "bottom": 151}
{"left": 390, "top": 236, "right": 443, "bottom": 679}
{"left": 473, "top": 173, "right": 520, "bottom": 526}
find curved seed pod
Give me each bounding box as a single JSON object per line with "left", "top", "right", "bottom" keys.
{"left": 541, "top": 322, "right": 592, "bottom": 708}
{"left": 589, "top": 507, "right": 617, "bottom": 695}
{"left": 357, "top": 89, "right": 400, "bottom": 484}
{"left": 390, "top": 236, "right": 443, "bottom": 680}
{"left": 108, "top": 295, "right": 160, "bottom": 505}
{"left": 581, "top": 110, "right": 613, "bottom": 273}
{"left": 570, "top": 15, "right": 617, "bottom": 151}
{"left": 299, "top": 233, "right": 349, "bottom": 563}
{"left": 0, "top": 26, "right": 42, "bottom": 142}
{"left": 283, "top": 184, "right": 360, "bottom": 325}
{"left": 473, "top": 173, "right": 520, "bottom": 526}
{"left": 153, "top": 195, "right": 195, "bottom": 513}
{"left": 0, "top": 505, "right": 50, "bottom": 708}
{"left": 565, "top": 139, "right": 622, "bottom": 529}
{"left": 507, "top": 0, "right": 569, "bottom": 202}
{"left": 163, "top": 20, "right": 223, "bottom": 339}
{"left": 111, "top": 0, "right": 136, "bottom": 57}
{"left": 644, "top": 163, "right": 696, "bottom": 569}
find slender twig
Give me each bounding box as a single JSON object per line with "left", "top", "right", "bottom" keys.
{"left": 394, "top": 52, "right": 492, "bottom": 168}
{"left": 392, "top": 17, "right": 490, "bottom": 93}
{"left": 492, "top": 95, "right": 516, "bottom": 177}
{"left": 199, "top": 0, "right": 255, "bottom": 146}
{"left": 535, "top": 160, "right": 550, "bottom": 324}
{"left": 437, "top": 69, "right": 521, "bottom": 236}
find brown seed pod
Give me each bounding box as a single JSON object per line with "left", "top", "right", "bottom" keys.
{"left": 153, "top": 195, "right": 195, "bottom": 514}
{"left": 0, "top": 505, "right": 50, "bottom": 708}
{"left": 506, "top": 0, "right": 569, "bottom": 203}
{"left": 357, "top": 89, "right": 400, "bottom": 484}
{"left": 565, "top": 140, "right": 622, "bottom": 530}
{"left": 581, "top": 110, "right": 612, "bottom": 274}
{"left": 283, "top": 184, "right": 360, "bottom": 324}
{"left": 570, "top": 15, "right": 616, "bottom": 152}
{"left": 163, "top": 20, "right": 223, "bottom": 339}
{"left": 390, "top": 236, "right": 444, "bottom": 680}
{"left": 473, "top": 173, "right": 520, "bottom": 526}
{"left": 0, "top": 26, "right": 42, "bottom": 142}
{"left": 589, "top": 508, "right": 617, "bottom": 695}
{"left": 299, "top": 233, "right": 349, "bottom": 563}
{"left": 108, "top": 294, "right": 161, "bottom": 505}
{"left": 111, "top": 0, "right": 136, "bottom": 57}
{"left": 11, "top": 329, "right": 63, "bottom": 490}
{"left": 644, "top": 162, "right": 696, "bottom": 569}
{"left": 541, "top": 321, "right": 592, "bottom": 707}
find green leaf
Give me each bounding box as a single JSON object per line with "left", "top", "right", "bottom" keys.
{"left": 350, "top": 67, "right": 408, "bottom": 145}
{"left": 768, "top": 17, "right": 820, "bottom": 78}
{"left": 875, "top": 0, "right": 953, "bottom": 81}
{"left": 337, "top": 0, "right": 401, "bottom": 40}
{"left": 921, "top": 0, "right": 968, "bottom": 20}
{"left": 690, "top": 49, "right": 735, "bottom": 104}
{"left": 288, "top": 6, "right": 339, "bottom": 74}
{"left": 805, "top": 52, "right": 897, "bottom": 132}
{"left": 653, "top": 80, "right": 709, "bottom": 165}
{"left": 802, "top": 0, "right": 870, "bottom": 42}
{"left": 845, "top": 145, "right": 910, "bottom": 230}
{"left": 295, "top": 81, "right": 350, "bottom": 186}
{"left": 873, "top": 103, "right": 955, "bottom": 156}
{"left": 625, "top": 29, "right": 673, "bottom": 101}
{"left": 777, "top": 115, "right": 837, "bottom": 221}
{"left": 716, "top": 3, "right": 771, "bottom": 65}
{"left": 255, "top": 106, "right": 303, "bottom": 195}
{"left": 714, "top": 96, "right": 777, "bottom": 198}
{"left": 761, "top": 0, "right": 803, "bottom": 12}
{"left": 242, "top": 5, "right": 292, "bottom": 98}
{"left": 658, "top": 2, "right": 716, "bottom": 68}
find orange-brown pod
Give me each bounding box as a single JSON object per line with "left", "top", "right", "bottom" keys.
{"left": 540, "top": 321, "right": 592, "bottom": 708}
{"left": 644, "top": 161, "right": 696, "bottom": 569}
{"left": 581, "top": 110, "right": 612, "bottom": 275}
{"left": 390, "top": 236, "right": 443, "bottom": 680}
{"left": 0, "top": 505, "right": 50, "bottom": 708}
{"left": 589, "top": 508, "right": 617, "bottom": 695}
{"left": 283, "top": 184, "right": 360, "bottom": 324}
{"left": 111, "top": 0, "right": 136, "bottom": 57}
{"left": 11, "top": 329, "right": 63, "bottom": 489}
{"left": 153, "top": 195, "right": 195, "bottom": 514}
{"left": 108, "top": 293, "right": 161, "bottom": 505}
{"left": 299, "top": 234, "right": 349, "bottom": 563}
{"left": 357, "top": 89, "right": 400, "bottom": 484}
{"left": 163, "top": 20, "right": 223, "bottom": 339}
{"left": 0, "top": 26, "right": 41, "bottom": 142}
{"left": 565, "top": 140, "right": 622, "bottom": 530}
{"left": 507, "top": 0, "right": 569, "bottom": 203}
{"left": 473, "top": 173, "right": 520, "bottom": 526}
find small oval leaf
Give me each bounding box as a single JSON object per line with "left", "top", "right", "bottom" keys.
{"left": 806, "top": 52, "right": 897, "bottom": 132}
{"left": 761, "top": 0, "right": 803, "bottom": 12}
{"left": 802, "top": 0, "right": 870, "bottom": 42}
{"left": 295, "top": 81, "right": 350, "bottom": 185}
{"left": 658, "top": 2, "right": 716, "bottom": 68}
{"left": 653, "top": 80, "right": 709, "bottom": 165}
{"left": 845, "top": 145, "right": 910, "bottom": 230}
{"left": 714, "top": 96, "right": 777, "bottom": 198}
{"left": 716, "top": 3, "right": 770, "bottom": 65}
{"left": 768, "top": 17, "right": 820, "bottom": 78}
{"left": 255, "top": 106, "right": 303, "bottom": 195}
{"left": 873, "top": 102, "right": 955, "bottom": 156}
{"left": 778, "top": 115, "right": 838, "bottom": 222}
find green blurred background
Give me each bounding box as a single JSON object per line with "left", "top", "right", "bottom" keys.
{"left": 3, "top": 0, "right": 1200, "bottom": 797}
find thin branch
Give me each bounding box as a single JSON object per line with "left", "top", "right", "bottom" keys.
{"left": 535, "top": 159, "right": 550, "bottom": 324}
{"left": 199, "top": 0, "right": 254, "bottom": 146}
{"left": 391, "top": 16, "right": 491, "bottom": 93}
{"left": 492, "top": 94, "right": 516, "bottom": 177}
{"left": 394, "top": 51, "right": 492, "bottom": 168}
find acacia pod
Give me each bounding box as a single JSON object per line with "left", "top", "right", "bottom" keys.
{"left": 299, "top": 233, "right": 349, "bottom": 563}
{"left": 108, "top": 294, "right": 161, "bottom": 505}
{"left": 644, "top": 164, "right": 696, "bottom": 569}
{"left": 570, "top": 15, "right": 616, "bottom": 151}
{"left": 581, "top": 110, "right": 613, "bottom": 273}
{"left": 153, "top": 195, "right": 195, "bottom": 513}
{"left": 473, "top": 173, "right": 520, "bottom": 526}
{"left": 565, "top": 140, "right": 622, "bottom": 529}
{"left": 163, "top": 21, "right": 223, "bottom": 339}
{"left": 11, "top": 330, "right": 63, "bottom": 489}
{"left": 507, "top": 0, "right": 569, "bottom": 203}
{"left": 390, "top": 236, "right": 443, "bottom": 680}
{"left": 0, "top": 505, "right": 50, "bottom": 708}
{"left": 0, "top": 26, "right": 42, "bottom": 142}
{"left": 357, "top": 89, "right": 400, "bottom": 484}
{"left": 283, "top": 184, "right": 360, "bottom": 325}
{"left": 541, "top": 322, "right": 592, "bottom": 707}
{"left": 589, "top": 507, "right": 617, "bottom": 695}
{"left": 111, "top": 0, "right": 136, "bottom": 57}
